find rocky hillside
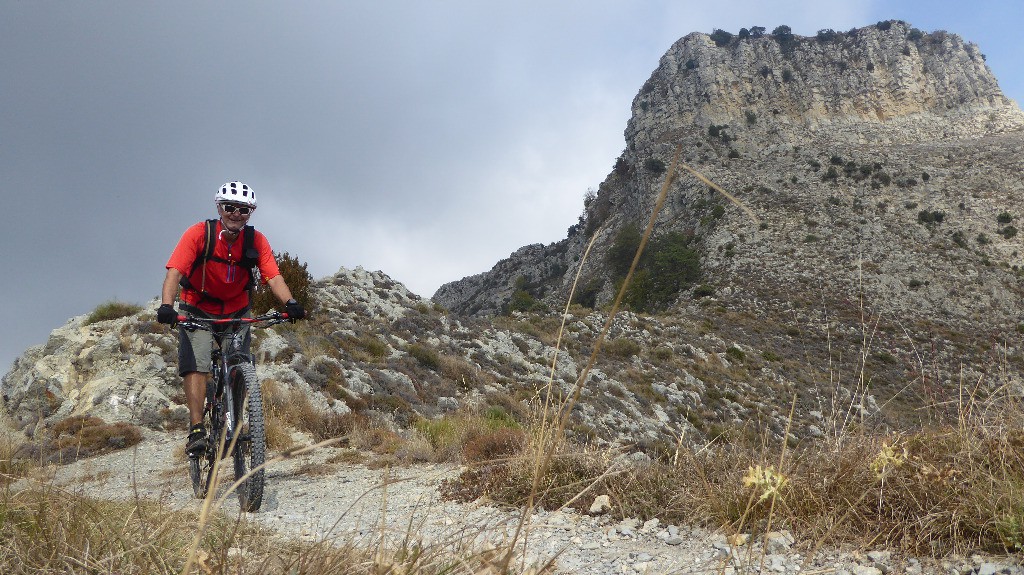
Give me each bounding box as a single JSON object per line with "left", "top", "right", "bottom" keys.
{"left": 433, "top": 21, "right": 1024, "bottom": 425}
{"left": 3, "top": 264, "right": 880, "bottom": 458}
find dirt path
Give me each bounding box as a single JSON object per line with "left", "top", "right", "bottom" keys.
{"left": 12, "top": 429, "right": 1022, "bottom": 575}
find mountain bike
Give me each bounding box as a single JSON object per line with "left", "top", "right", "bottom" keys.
{"left": 176, "top": 311, "right": 290, "bottom": 512}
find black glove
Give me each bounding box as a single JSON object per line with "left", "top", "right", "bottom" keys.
{"left": 285, "top": 299, "right": 305, "bottom": 321}
{"left": 157, "top": 304, "right": 178, "bottom": 325}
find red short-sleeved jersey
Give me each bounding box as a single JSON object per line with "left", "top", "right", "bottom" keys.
{"left": 166, "top": 220, "right": 281, "bottom": 315}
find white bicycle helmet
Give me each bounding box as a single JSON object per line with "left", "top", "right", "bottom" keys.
{"left": 215, "top": 181, "right": 257, "bottom": 207}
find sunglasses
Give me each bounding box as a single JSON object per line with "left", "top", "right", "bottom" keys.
{"left": 220, "top": 204, "right": 252, "bottom": 215}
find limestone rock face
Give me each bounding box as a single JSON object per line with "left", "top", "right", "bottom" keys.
{"left": 626, "top": 23, "right": 1020, "bottom": 154}
{"left": 432, "top": 22, "right": 1024, "bottom": 421}
{"left": 434, "top": 22, "right": 1024, "bottom": 329}
{"left": 1, "top": 303, "right": 180, "bottom": 435}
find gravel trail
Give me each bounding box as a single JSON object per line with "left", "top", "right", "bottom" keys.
{"left": 13, "top": 430, "right": 1024, "bottom": 575}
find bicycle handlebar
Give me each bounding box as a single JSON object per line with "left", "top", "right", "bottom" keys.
{"left": 176, "top": 311, "right": 291, "bottom": 331}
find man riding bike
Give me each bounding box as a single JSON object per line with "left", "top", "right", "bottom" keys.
{"left": 157, "top": 181, "right": 305, "bottom": 455}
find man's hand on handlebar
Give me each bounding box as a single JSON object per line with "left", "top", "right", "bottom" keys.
{"left": 157, "top": 304, "right": 178, "bottom": 326}
{"left": 285, "top": 299, "right": 305, "bottom": 321}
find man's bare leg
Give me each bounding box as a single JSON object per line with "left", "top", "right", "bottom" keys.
{"left": 183, "top": 371, "right": 208, "bottom": 426}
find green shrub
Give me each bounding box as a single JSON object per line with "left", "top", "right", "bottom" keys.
{"left": 571, "top": 279, "right": 602, "bottom": 309}
{"left": 1000, "top": 226, "right": 1018, "bottom": 240}
{"left": 693, "top": 284, "right": 715, "bottom": 298}
{"left": 506, "top": 289, "right": 544, "bottom": 314}
{"left": 354, "top": 335, "right": 389, "bottom": 359}
{"left": 952, "top": 231, "right": 968, "bottom": 248}
{"left": 85, "top": 300, "right": 143, "bottom": 325}
{"left": 251, "top": 251, "right": 316, "bottom": 315}
{"left": 917, "top": 210, "right": 945, "bottom": 225}
{"left": 708, "top": 124, "right": 731, "bottom": 141}
{"left": 710, "top": 29, "right": 734, "bottom": 47}
{"left": 482, "top": 406, "right": 519, "bottom": 429}
{"left": 772, "top": 25, "right": 793, "bottom": 41}
{"left": 651, "top": 346, "right": 673, "bottom": 361}
{"left": 604, "top": 338, "right": 642, "bottom": 358}
{"left": 606, "top": 224, "right": 643, "bottom": 278}
{"left": 407, "top": 343, "right": 440, "bottom": 370}
{"left": 608, "top": 227, "right": 701, "bottom": 313}
{"left": 642, "top": 232, "right": 700, "bottom": 308}
{"left": 725, "top": 346, "right": 745, "bottom": 362}
{"left": 998, "top": 211, "right": 1014, "bottom": 224}
{"left": 643, "top": 158, "right": 666, "bottom": 174}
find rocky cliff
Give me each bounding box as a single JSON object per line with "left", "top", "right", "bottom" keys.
{"left": 433, "top": 21, "right": 1024, "bottom": 423}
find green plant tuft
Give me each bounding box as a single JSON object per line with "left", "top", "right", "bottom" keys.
{"left": 85, "top": 300, "right": 143, "bottom": 325}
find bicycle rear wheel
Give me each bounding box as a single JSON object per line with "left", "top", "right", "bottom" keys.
{"left": 230, "top": 363, "right": 265, "bottom": 511}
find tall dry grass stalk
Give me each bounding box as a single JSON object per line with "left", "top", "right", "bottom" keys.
{"left": 494, "top": 144, "right": 768, "bottom": 571}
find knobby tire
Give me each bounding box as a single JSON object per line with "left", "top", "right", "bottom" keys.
{"left": 231, "top": 362, "right": 265, "bottom": 512}
{"left": 188, "top": 421, "right": 214, "bottom": 499}
{"left": 188, "top": 380, "right": 218, "bottom": 499}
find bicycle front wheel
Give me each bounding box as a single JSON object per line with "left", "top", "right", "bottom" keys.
{"left": 188, "top": 421, "right": 214, "bottom": 499}
{"left": 230, "top": 363, "right": 265, "bottom": 512}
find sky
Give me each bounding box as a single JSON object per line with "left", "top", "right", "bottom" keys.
{"left": 2, "top": 0, "right": 1023, "bottom": 372}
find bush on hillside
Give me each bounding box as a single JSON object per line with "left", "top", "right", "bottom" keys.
{"left": 251, "top": 251, "right": 317, "bottom": 315}
{"left": 609, "top": 227, "right": 701, "bottom": 313}
{"left": 85, "top": 300, "right": 143, "bottom": 325}
{"left": 606, "top": 224, "right": 643, "bottom": 279}
{"left": 710, "top": 29, "right": 733, "bottom": 47}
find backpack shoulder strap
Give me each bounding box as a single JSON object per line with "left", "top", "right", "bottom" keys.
{"left": 241, "top": 225, "right": 258, "bottom": 266}
{"left": 202, "top": 219, "right": 218, "bottom": 261}
{"left": 180, "top": 219, "right": 219, "bottom": 290}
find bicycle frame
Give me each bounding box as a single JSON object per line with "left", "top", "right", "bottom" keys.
{"left": 178, "top": 311, "right": 289, "bottom": 511}
{"left": 212, "top": 327, "right": 252, "bottom": 451}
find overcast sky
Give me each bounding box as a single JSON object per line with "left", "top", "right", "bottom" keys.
{"left": 2, "top": 1, "right": 1022, "bottom": 372}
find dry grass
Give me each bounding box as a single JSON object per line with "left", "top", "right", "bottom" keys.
{"left": 444, "top": 391, "right": 1024, "bottom": 556}
{"left": 0, "top": 484, "right": 550, "bottom": 574}
{"left": 412, "top": 407, "right": 524, "bottom": 464}
{"left": 10, "top": 416, "right": 143, "bottom": 466}
{"left": 262, "top": 379, "right": 370, "bottom": 447}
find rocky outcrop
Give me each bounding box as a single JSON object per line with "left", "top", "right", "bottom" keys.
{"left": 435, "top": 22, "right": 1024, "bottom": 317}
{"left": 626, "top": 22, "right": 1020, "bottom": 152}
{"left": 4, "top": 263, "right": 882, "bottom": 451}
{"left": 0, "top": 304, "right": 182, "bottom": 436}
{"left": 431, "top": 22, "right": 1024, "bottom": 419}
